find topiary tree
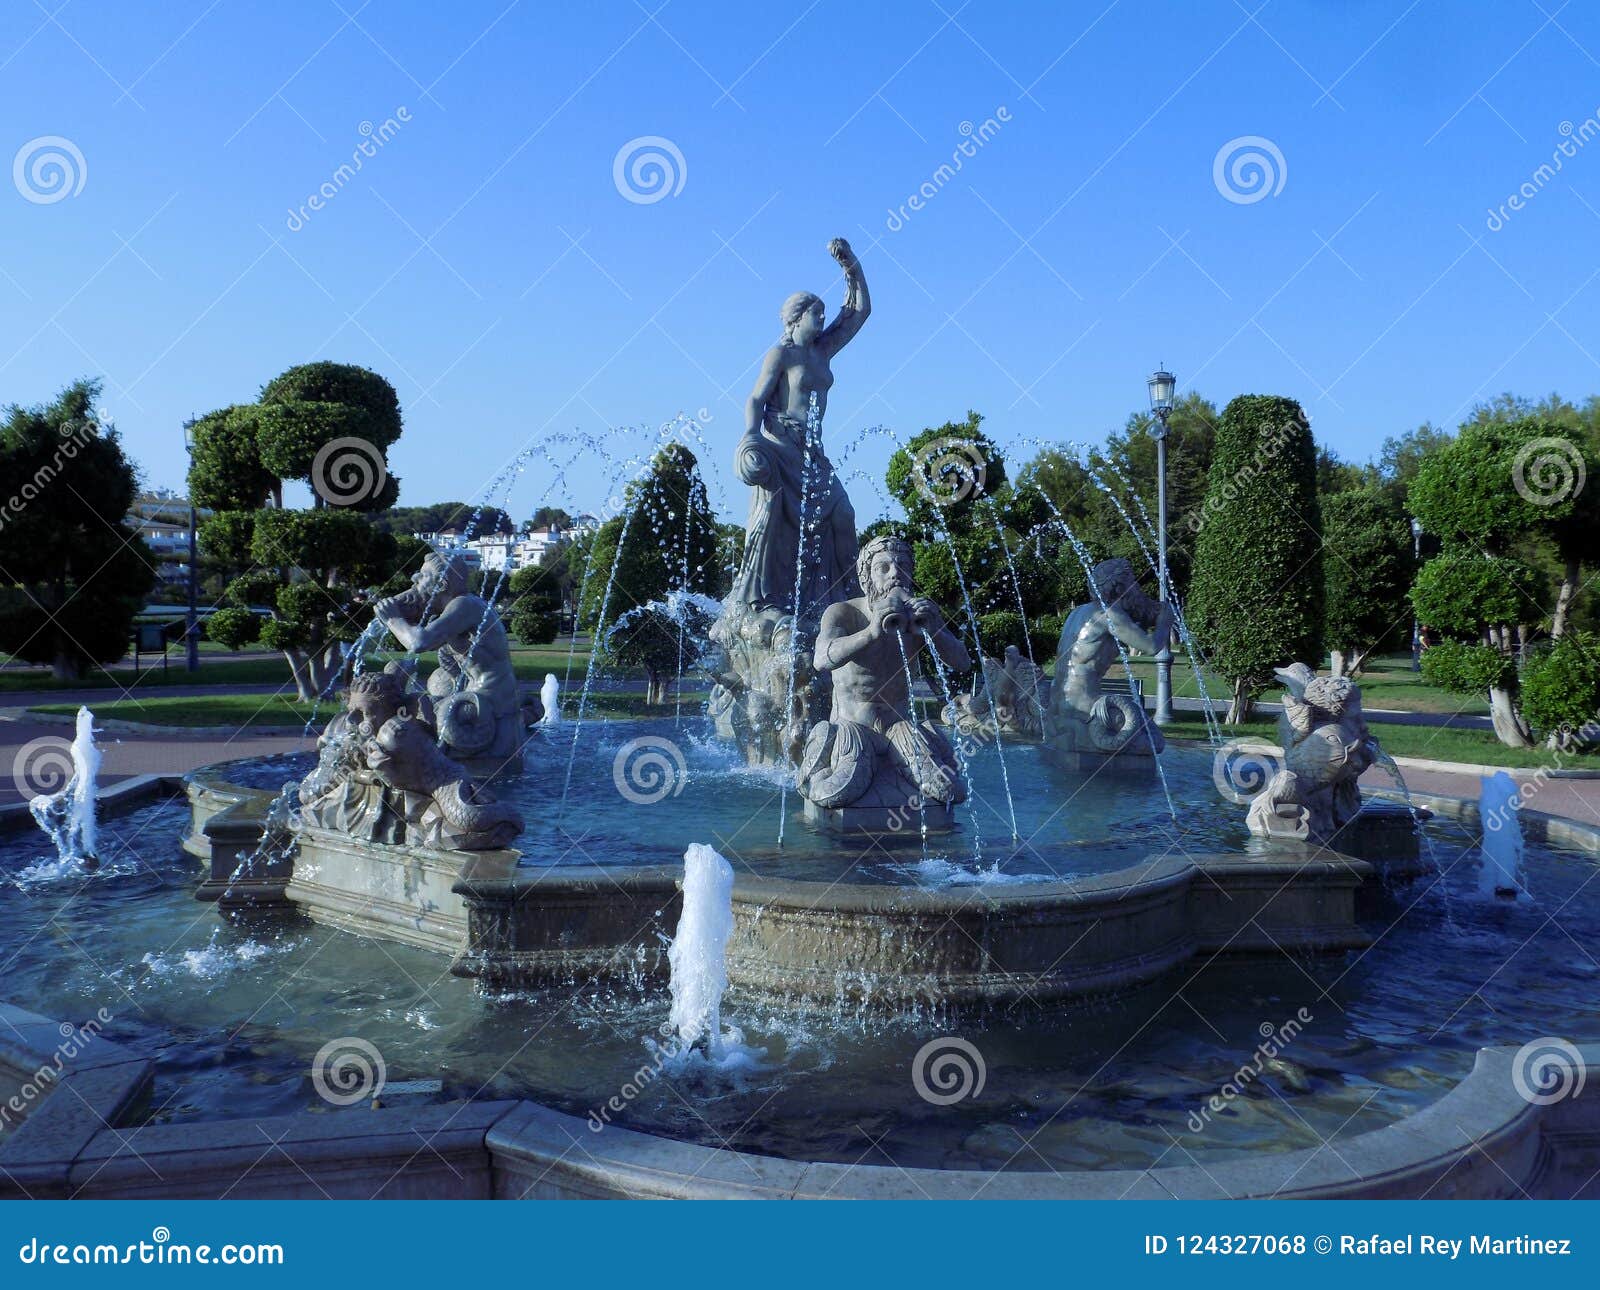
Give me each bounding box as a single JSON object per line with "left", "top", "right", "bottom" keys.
{"left": 1322, "top": 487, "right": 1416, "bottom": 677}
{"left": 189, "top": 362, "right": 407, "bottom": 699}
{"left": 580, "top": 442, "right": 719, "bottom": 703}
{"left": 0, "top": 380, "right": 155, "bottom": 680}
{"left": 1408, "top": 417, "right": 1591, "bottom": 745}
{"left": 1188, "top": 394, "right": 1323, "bottom": 722}
{"left": 1412, "top": 550, "right": 1541, "bottom": 745}
{"left": 507, "top": 562, "right": 562, "bottom": 646}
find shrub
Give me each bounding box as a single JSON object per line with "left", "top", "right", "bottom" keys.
{"left": 1521, "top": 633, "right": 1600, "bottom": 749}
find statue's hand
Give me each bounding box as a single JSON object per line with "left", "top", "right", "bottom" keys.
{"left": 906, "top": 597, "right": 944, "bottom": 635}
{"left": 828, "top": 237, "right": 856, "bottom": 267}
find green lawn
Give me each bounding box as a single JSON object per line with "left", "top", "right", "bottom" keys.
{"left": 31, "top": 694, "right": 325, "bottom": 729}
{"left": 1114, "top": 652, "right": 1487, "bottom": 717}
{"left": 1162, "top": 716, "right": 1594, "bottom": 770}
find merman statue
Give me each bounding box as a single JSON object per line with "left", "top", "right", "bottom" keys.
{"left": 797, "top": 535, "right": 971, "bottom": 832}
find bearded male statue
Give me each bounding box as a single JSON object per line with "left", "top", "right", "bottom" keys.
{"left": 796, "top": 535, "right": 971, "bottom": 832}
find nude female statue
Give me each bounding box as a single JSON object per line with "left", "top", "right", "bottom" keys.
{"left": 726, "top": 238, "right": 871, "bottom": 617}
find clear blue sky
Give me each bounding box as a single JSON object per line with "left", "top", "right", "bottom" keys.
{"left": 3, "top": 0, "right": 1597, "bottom": 522}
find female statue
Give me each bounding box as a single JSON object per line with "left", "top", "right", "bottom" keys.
{"left": 727, "top": 238, "right": 870, "bottom": 618}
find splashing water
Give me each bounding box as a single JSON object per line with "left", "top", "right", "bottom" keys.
{"left": 28, "top": 706, "right": 100, "bottom": 867}
{"left": 667, "top": 843, "right": 736, "bottom": 1059}
{"left": 1478, "top": 770, "right": 1526, "bottom": 900}
{"left": 540, "top": 674, "right": 560, "bottom": 724}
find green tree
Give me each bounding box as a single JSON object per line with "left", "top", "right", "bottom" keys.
{"left": 1188, "top": 394, "right": 1323, "bottom": 722}
{"left": 191, "top": 362, "right": 408, "bottom": 699}
{"left": 1520, "top": 632, "right": 1600, "bottom": 752}
{"left": 1322, "top": 487, "right": 1415, "bottom": 677}
{"left": 1409, "top": 417, "right": 1592, "bottom": 745}
{"left": 0, "top": 381, "right": 155, "bottom": 680}
{"left": 506, "top": 561, "right": 562, "bottom": 645}
{"left": 580, "top": 443, "right": 719, "bottom": 703}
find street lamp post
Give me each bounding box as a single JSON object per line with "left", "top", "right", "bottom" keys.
{"left": 1147, "top": 366, "right": 1176, "bottom": 726}
{"left": 1410, "top": 517, "right": 1423, "bottom": 672}
{"left": 182, "top": 416, "right": 199, "bottom": 673}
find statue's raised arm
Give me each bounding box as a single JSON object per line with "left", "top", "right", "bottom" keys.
{"left": 818, "top": 237, "right": 871, "bottom": 358}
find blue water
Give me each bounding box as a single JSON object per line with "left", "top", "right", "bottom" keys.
{"left": 1, "top": 733, "right": 1597, "bottom": 1173}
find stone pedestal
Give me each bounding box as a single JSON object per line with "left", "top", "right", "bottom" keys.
{"left": 803, "top": 797, "right": 955, "bottom": 836}
{"left": 1040, "top": 744, "right": 1158, "bottom": 775}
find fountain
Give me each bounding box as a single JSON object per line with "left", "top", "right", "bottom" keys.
{"left": 27, "top": 705, "right": 100, "bottom": 868}
{"left": 34, "top": 228, "right": 1593, "bottom": 1202}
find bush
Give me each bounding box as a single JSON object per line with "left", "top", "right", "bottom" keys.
{"left": 1420, "top": 639, "right": 1516, "bottom": 695}
{"left": 510, "top": 607, "right": 560, "bottom": 646}
{"left": 205, "top": 607, "right": 262, "bottom": 650}
{"left": 1521, "top": 633, "right": 1600, "bottom": 749}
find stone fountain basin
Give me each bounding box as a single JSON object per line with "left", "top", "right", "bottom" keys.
{"left": 186, "top": 770, "right": 1402, "bottom": 1009}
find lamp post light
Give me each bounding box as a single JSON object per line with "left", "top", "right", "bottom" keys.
{"left": 1147, "top": 366, "right": 1176, "bottom": 726}
{"left": 182, "top": 416, "right": 200, "bottom": 673}
{"left": 1410, "top": 517, "right": 1423, "bottom": 672}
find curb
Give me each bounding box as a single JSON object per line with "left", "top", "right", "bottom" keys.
{"left": 1168, "top": 735, "right": 1600, "bottom": 780}
{"left": 15, "top": 709, "right": 314, "bottom": 738}
{"left": 0, "top": 773, "right": 184, "bottom": 836}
